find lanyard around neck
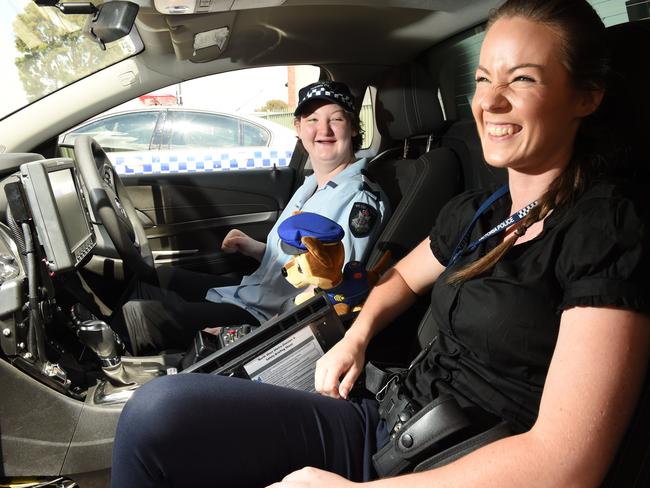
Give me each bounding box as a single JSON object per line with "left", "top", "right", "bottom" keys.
{"left": 448, "top": 185, "right": 539, "bottom": 267}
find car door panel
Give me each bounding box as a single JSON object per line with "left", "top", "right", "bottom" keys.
{"left": 121, "top": 167, "right": 295, "bottom": 275}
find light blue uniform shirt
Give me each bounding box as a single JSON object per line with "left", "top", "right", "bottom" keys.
{"left": 205, "top": 158, "right": 390, "bottom": 322}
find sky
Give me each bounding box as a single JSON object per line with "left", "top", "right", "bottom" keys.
{"left": 117, "top": 66, "right": 318, "bottom": 114}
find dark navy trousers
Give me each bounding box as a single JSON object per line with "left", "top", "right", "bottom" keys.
{"left": 112, "top": 266, "right": 260, "bottom": 355}
{"left": 110, "top": 374, "right": 385, "bottom": 488}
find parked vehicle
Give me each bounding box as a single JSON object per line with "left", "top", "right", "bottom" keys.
{"left": 59, "top": 107, "right": 297, "bottom": 174}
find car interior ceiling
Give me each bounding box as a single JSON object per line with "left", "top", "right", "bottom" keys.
{"left": 143, "top": 1, "right": 500, "bottom": 65}
{"left": 0, "top": 1, "right": 649, "bottom": 485}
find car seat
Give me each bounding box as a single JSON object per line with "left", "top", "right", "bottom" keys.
{"left": 361, "top": 63, "right": 464, "bottom": 363}
{"left": 596, "top": 18, "right": 650, "bottom": 488}
{"left": 365, "top": 63, "right": 462, "bottom": 271}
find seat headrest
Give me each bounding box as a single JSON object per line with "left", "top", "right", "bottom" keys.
{"left": 375, "top": 63, "right": 445, "bottom": 141}
{"left": 599, "top": 19, "right": 650, "bottom": 175}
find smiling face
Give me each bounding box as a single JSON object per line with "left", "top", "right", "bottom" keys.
{"left": 294, "top": 101, "right": 357, "bottom": 173}
{"left": 472, "top": 16, "right": 601, "bottom": 176}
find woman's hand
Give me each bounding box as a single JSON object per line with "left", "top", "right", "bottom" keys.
{"left": 314, "top": 330, "right": 367, "bottom": 399}
{"left": 266, "top": 467, "right": 358, "bottom": 488}
{"left": 221, "top": 228, "right": 266, "bottom": 261}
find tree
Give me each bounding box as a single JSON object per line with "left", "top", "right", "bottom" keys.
{"left": 256, "top": 99, "right": 290, "bottom": 113}
{"left": 13, "top": 2, "right": 130, "bottom": 102}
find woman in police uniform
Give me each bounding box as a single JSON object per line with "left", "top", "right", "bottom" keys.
{"left": 119, "top": 81, "right": 389, "bottom": 355}
{"left": 111, "top": 1, "right": 649, "bottom": 486}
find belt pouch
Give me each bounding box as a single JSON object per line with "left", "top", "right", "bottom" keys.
{"left": 372, "top": 394, "right": 472, "bottom": 477}
{"left": 413, "top": 421, "right": 512, "bottom": 471}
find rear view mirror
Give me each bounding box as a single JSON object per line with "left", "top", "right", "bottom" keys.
{"left": 83, "top": 1, "right": 139, "bottom": 49}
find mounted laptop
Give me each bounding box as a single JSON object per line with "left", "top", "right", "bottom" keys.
{"left": 181, "top": 294, "right": 345, "bottom": 392}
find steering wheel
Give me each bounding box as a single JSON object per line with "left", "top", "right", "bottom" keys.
{"left": 74, "top": 135, "right": 155, "bottom": 280}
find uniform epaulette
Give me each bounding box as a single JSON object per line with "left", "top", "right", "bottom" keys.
{"left": 361, "top": 170, "right": 382, "bottom": 200}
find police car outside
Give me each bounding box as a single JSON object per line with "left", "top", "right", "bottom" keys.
{"left": 59, "top": 106, "right": 298, "bottom": 175}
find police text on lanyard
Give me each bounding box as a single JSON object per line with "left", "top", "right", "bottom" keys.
{"left": 448, "top": 184, "right": 538, "bottom": 267}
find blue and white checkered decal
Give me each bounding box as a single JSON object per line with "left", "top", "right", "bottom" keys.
{"left": 302, "top": 85, "right": 355, "bottom": 112}
{"left": 110, "top": 147, "right": 294, "bottom": 175}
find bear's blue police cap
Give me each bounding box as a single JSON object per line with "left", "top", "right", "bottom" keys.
{"left": 278, "top": 212, "right": 344, "bottom": 255}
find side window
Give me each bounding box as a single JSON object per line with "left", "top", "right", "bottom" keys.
{"left": 590, "top": 0, "right": 638, "bottom": 26}
{"left": 61, "top": 111, "right": 158, "bottom": 151}
{"left": 427, "top": 28, "right": 485, "bottom": 121}
{"left": 167, "top": 111, "right": 239, "bottom": 149}
{"left": 60, "top": 65, "right": 319, "bottom": 175}
{"left": 242, "top": 121, "right": 271, "bottom": 146}
{"left": 360, "top": 87, "right": 374, "bottom": 149}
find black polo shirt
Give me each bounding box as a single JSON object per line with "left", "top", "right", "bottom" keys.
{"left": 404, "top": 182, "right": 650, "bottom": 432}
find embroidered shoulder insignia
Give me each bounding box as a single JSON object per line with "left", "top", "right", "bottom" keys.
{"left": 349, "top": 202, "right": 378, "bottom": 238}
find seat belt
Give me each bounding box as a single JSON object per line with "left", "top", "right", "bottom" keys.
{"left": 287, "top": 139, "right": 309, "bottom": 194}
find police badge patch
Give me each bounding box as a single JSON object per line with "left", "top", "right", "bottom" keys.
{"left": 349, "top": 202, "right": 378, "bottom": 238}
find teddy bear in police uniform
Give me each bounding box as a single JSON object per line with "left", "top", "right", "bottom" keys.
{"left": 279, "top": 212, "right": 390, "bottom": 315}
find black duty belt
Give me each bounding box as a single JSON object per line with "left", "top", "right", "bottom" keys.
{"left": 366, "top": 353, "right": 512, "bottom": 477}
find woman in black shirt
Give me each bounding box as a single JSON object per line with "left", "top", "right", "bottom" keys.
{"left": 110, "top": 1, "right": 650, "bottom": 487}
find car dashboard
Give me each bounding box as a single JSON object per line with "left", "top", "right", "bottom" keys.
{"left": 0, "top": 153, "right": 170, "bottom": 483}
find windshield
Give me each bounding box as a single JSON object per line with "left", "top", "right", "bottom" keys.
{"left": 0, "top": 0, "right": 140, "bottom": 120}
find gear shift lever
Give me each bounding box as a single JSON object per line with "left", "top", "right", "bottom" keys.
{"left": 76, "top": 319, "right": 138, "bottom": 387}
{"left": 76, "top": 319, "right": 124, "bottom": 367}
{"left": 70, "top": 306, "right": 166, "bottom": 398}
